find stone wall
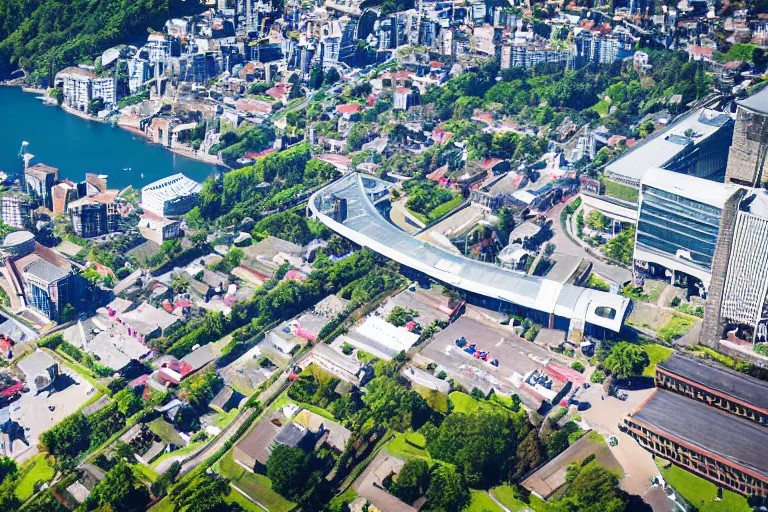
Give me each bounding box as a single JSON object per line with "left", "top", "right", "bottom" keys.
{"left": 725, "top": 106, "right": 768, "bottom": 186}
{"left": 699, "top": 190, "right": 745, "bottom": 349}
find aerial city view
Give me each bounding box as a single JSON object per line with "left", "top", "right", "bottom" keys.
{"left": 0, "top": 0, "right": 768, "bottom": 511}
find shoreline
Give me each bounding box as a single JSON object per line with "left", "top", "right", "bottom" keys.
{"left": 14, "top": 85, "right": 228, "bottom": 169}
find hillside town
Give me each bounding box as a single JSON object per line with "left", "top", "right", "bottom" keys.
{"left": 0, "top": 0, "right": 767, "bottom": 511}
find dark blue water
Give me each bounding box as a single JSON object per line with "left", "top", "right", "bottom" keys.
{"left": 0, "top": 86, "right": 219, "bottom": 190}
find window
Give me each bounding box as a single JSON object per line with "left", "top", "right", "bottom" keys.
{"left": 594, "top": 306, "right": 616, "bottom": 319}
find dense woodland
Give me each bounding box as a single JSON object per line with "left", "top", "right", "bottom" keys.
{"left": 0, "top": 0, "right": 199, "bottom": 79}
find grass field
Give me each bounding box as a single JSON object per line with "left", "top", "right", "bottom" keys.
{"left": 226, "top": 487, "right": 266, "bottom": 512}
{"left": 148, "top": 497, "right": 174, "bottom": 512}
{"left": 491, "top": 484, "right": 550, "bottom": 512}
{"left": 328, "top": 487, "right": 359, "bottom": 510}
{"left": 585, "top": 273, "right": 611, "bottom": 292}
{"left": 467, "top": 490, "right": 504, "bottom": 512}
{"left": 150, "top": 441, "right": 204, "bottom": 469}
{"left": 412, "top": 384, "right": 449, "bottom": 413}
{"left": 591, "top": 98, "right": 610, "bottom": 116}
{"left": 15, "top": 452, "right": 56, "bottom": 501}
{"left": 214, "top": 450, "right": 295, "bottom": 512}
{"left": 657, "top": 459, "right": 751, "bottom": 512}
{"left": 642, "top": 344, "right": 674, "bottom": 377}
{"left": 131, "top": 463, "right": 160, "bottom": 484}
{"left": 658, "top": 314, "right": 697, "bottom": 342}
{"left": 386, "top": 432, "right": 435, "bottom": 463}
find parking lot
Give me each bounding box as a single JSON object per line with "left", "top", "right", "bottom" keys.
{"left": 419, "top": 316, "right": 554, "bottom": 395}
{"left": 1, "top": 363, "right": 94, "bottom": 462}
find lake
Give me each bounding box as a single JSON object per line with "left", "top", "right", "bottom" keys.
{"left": 0, "top": 86, "right": 219, "bottom": 191}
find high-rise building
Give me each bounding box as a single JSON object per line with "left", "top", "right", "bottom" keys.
{"left": 633, "top": 168, "right": 743, "bottom": 295}
{"left": 701, "top": 190, "right": 768, "bottom": 348}
{"left": 1, "top": 193, "right": 31, "bottom": 229}
{"left": 725, "top": 87, "right": 768, "bottom": 187}
{"left": 24, "top": 163, "right": 59, "bottom": 209}
{"left": 67, "top": 191, "right": 120, "bottom": 238}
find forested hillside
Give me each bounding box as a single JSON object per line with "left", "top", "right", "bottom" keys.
{"left": 0, "top": 0, "right": 199, "bottom": 80}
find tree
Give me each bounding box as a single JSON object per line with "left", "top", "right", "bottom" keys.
{"left": 425, "top": 465, "right": 470, "bottom": 512}
{"left": 59, "top": 303, "right": 77, "bottom": 322}
{"left": 585, "top": 210, "right": 608, "bottom": 232}
{"left": 552, "top": 461, "right": 630, "bottom": 512}
{"left": 113, "top": 388, "right": 142, "bottom": 417}
{"left": 88, "top": 97, "right": 105, "bottom": 115}
{"left": 0, "top": 456, "right": 16, "bottom": 484}
{"left": 49, "top": 88, "right": 63, "bottom": 106}
{"left": 171, "top": 473, "right": 242, "bottom": 512}
{"left": 510, "top": 429, "right": 546, "bottom": 481}
{"left": 391, "top": 458, "right": 430, "bottom": 503}
{"left": 426, "top": 411, "right": 524, "bottom": 488}
{"left": 324, "top": 67, "right": 341, "bottom": 86}
{"left": 266, "top": 445, "right": 311, "bottom": 501}
{"left": 603, "top": 342, "right": 650, "bottom": 379}
{"left": 86, "top": 460, "right": 150, "bottom": 512}
{"left": 309, "top": 65, "right": 324, "bottom": 89}
{"left": 362, "top": 377, "right": 431, "bottom": 432}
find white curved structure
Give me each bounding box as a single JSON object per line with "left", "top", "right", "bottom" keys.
{"left": 308, "top": 173, "right": 631, "bottom": 333}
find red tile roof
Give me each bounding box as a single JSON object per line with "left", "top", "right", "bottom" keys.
{"left": 336, "top": 103, "right": 361, "bottom": 115}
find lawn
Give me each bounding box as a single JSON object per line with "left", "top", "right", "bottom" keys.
{"left": 427, "top": 194, "right": 464, "bottom": 221}
{"left": 268, "top": 392, "right": 336, "bottom": 421}
{"left": 600, "top": 177, "right": 639, "bottom": 203}
{"left": 328, "top": 487, "right": 359, "bottom": 510}
{"left": 386, "top": 432, "right": 435, "bottom": 463}
{"left": 491, "top": 484, "right": 550, "bottom": 512}
{"left": 591, "top": 98, "right": 610, "bottom": 116}
{"left": 656, "top": 459, "right": 751, "bottom": 512}
{"left": 658, "top": 314, "right": 698, "bottom": 342}
{"left": 148, "top": 497, "right": 174, "bottom": 512}
{"left": 150, "top": 441, "right": 204, "bottom": 469}
{"left": 412, "top": 383, "right": 449, "bottom": 413}
{"left": 147, "top": 417, "right": 186, "bottom": 446}
{"left": 642, "top": 344, "right": 674, "bottom": 377}
{"left": 131, "top": 463, "right": 160, "bottom": 484}
{"left": 467, "top": 490, "right": 503, "bottom": 512}
{"left": 214, "top": 450, "right": 295, "bottom": 512}
{"left": 585, "top": 273, "right": 610, "bottom": 292}
{"left": 15, "top": 452, "right": 56, "bottom": 501}
{"left": 226, "top": 487, "right": 266, "bottom": 512}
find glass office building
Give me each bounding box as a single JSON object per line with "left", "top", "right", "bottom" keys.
{"left": 634, "top": 168, "right": 742, "bottom": 293}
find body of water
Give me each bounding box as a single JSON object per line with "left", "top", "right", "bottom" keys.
{"left": 0, "top": 86, "right": 219, "bottom": 191}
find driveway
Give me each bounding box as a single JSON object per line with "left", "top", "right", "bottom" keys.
{"left": 579, "top": 384, "right": 667, "bottom": 507}
{"left": 546, "top": 201, "right": 631, "bottom": 286}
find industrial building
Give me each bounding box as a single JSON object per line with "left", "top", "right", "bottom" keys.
{"left": 633, "top": 168, "right": 743, "bottom": 294}
{"left": 656, "top": 353, "right": 768, "bottom": 426}
{"left": 140, "top": 173, "right": 201, "bottom": 217}
{"left": 626, "top": 355, "right": 768, "bottom": 498}
{"left": 308, "top": 173, "right": 631, "bottom": 339}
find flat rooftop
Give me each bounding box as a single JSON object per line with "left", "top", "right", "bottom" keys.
{"left": 737, "top": 86, "right": 768, "bottom": 115}
{"left": 631, "top": 389, "right": 768, "bottom": 478}
{"left": 309, "top": 174, "right": 629, "bottom": 332}
{"left": 605, "top": 107, "right": 732, "bottom": 184}
{"left": 658, "top": 353, "right": 768, "bottom": 412}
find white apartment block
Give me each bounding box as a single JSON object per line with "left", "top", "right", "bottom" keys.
{"left": 54, "top": 67, "right": 116, "bottom": 111}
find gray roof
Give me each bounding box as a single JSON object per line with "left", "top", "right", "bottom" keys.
{"left": 180, "top": 344, "right": 216, "bottom": 372}
{"left": 274, "top": 423, "right": 309, "bottom": 448}
{"left": 3, "top": 231, "right": 34, "bottom": 248}
{"left": 604, "top": 107, "right": 733, "bottom": 184}
{"left": 738, "top": 86, "right": 768, "bottom": 115}
{"left": 659, "top": 353, "right": 768, "bottom": 412}
{"left": 24, "top": 259, "right": 69, "bottom": 283}
{"left": 631, "top": 390, "right": 768, "bottom": 478}
{"left": 309, "top": 174, "right": 630, "bottom": 332}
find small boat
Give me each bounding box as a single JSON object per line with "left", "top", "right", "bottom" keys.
{"left": 140, "top": 173, "right": 144, "bottom": 178}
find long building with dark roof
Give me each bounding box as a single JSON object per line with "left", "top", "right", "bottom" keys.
{"left": 625, "top": 389, "right": 768, "bottom": 497}
{"left": 656, "top": 352, "right": 768, "bottom": 426}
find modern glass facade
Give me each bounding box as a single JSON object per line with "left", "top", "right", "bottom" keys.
{"left": 636, "top": 185, "right": 723, "bottom": 273}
